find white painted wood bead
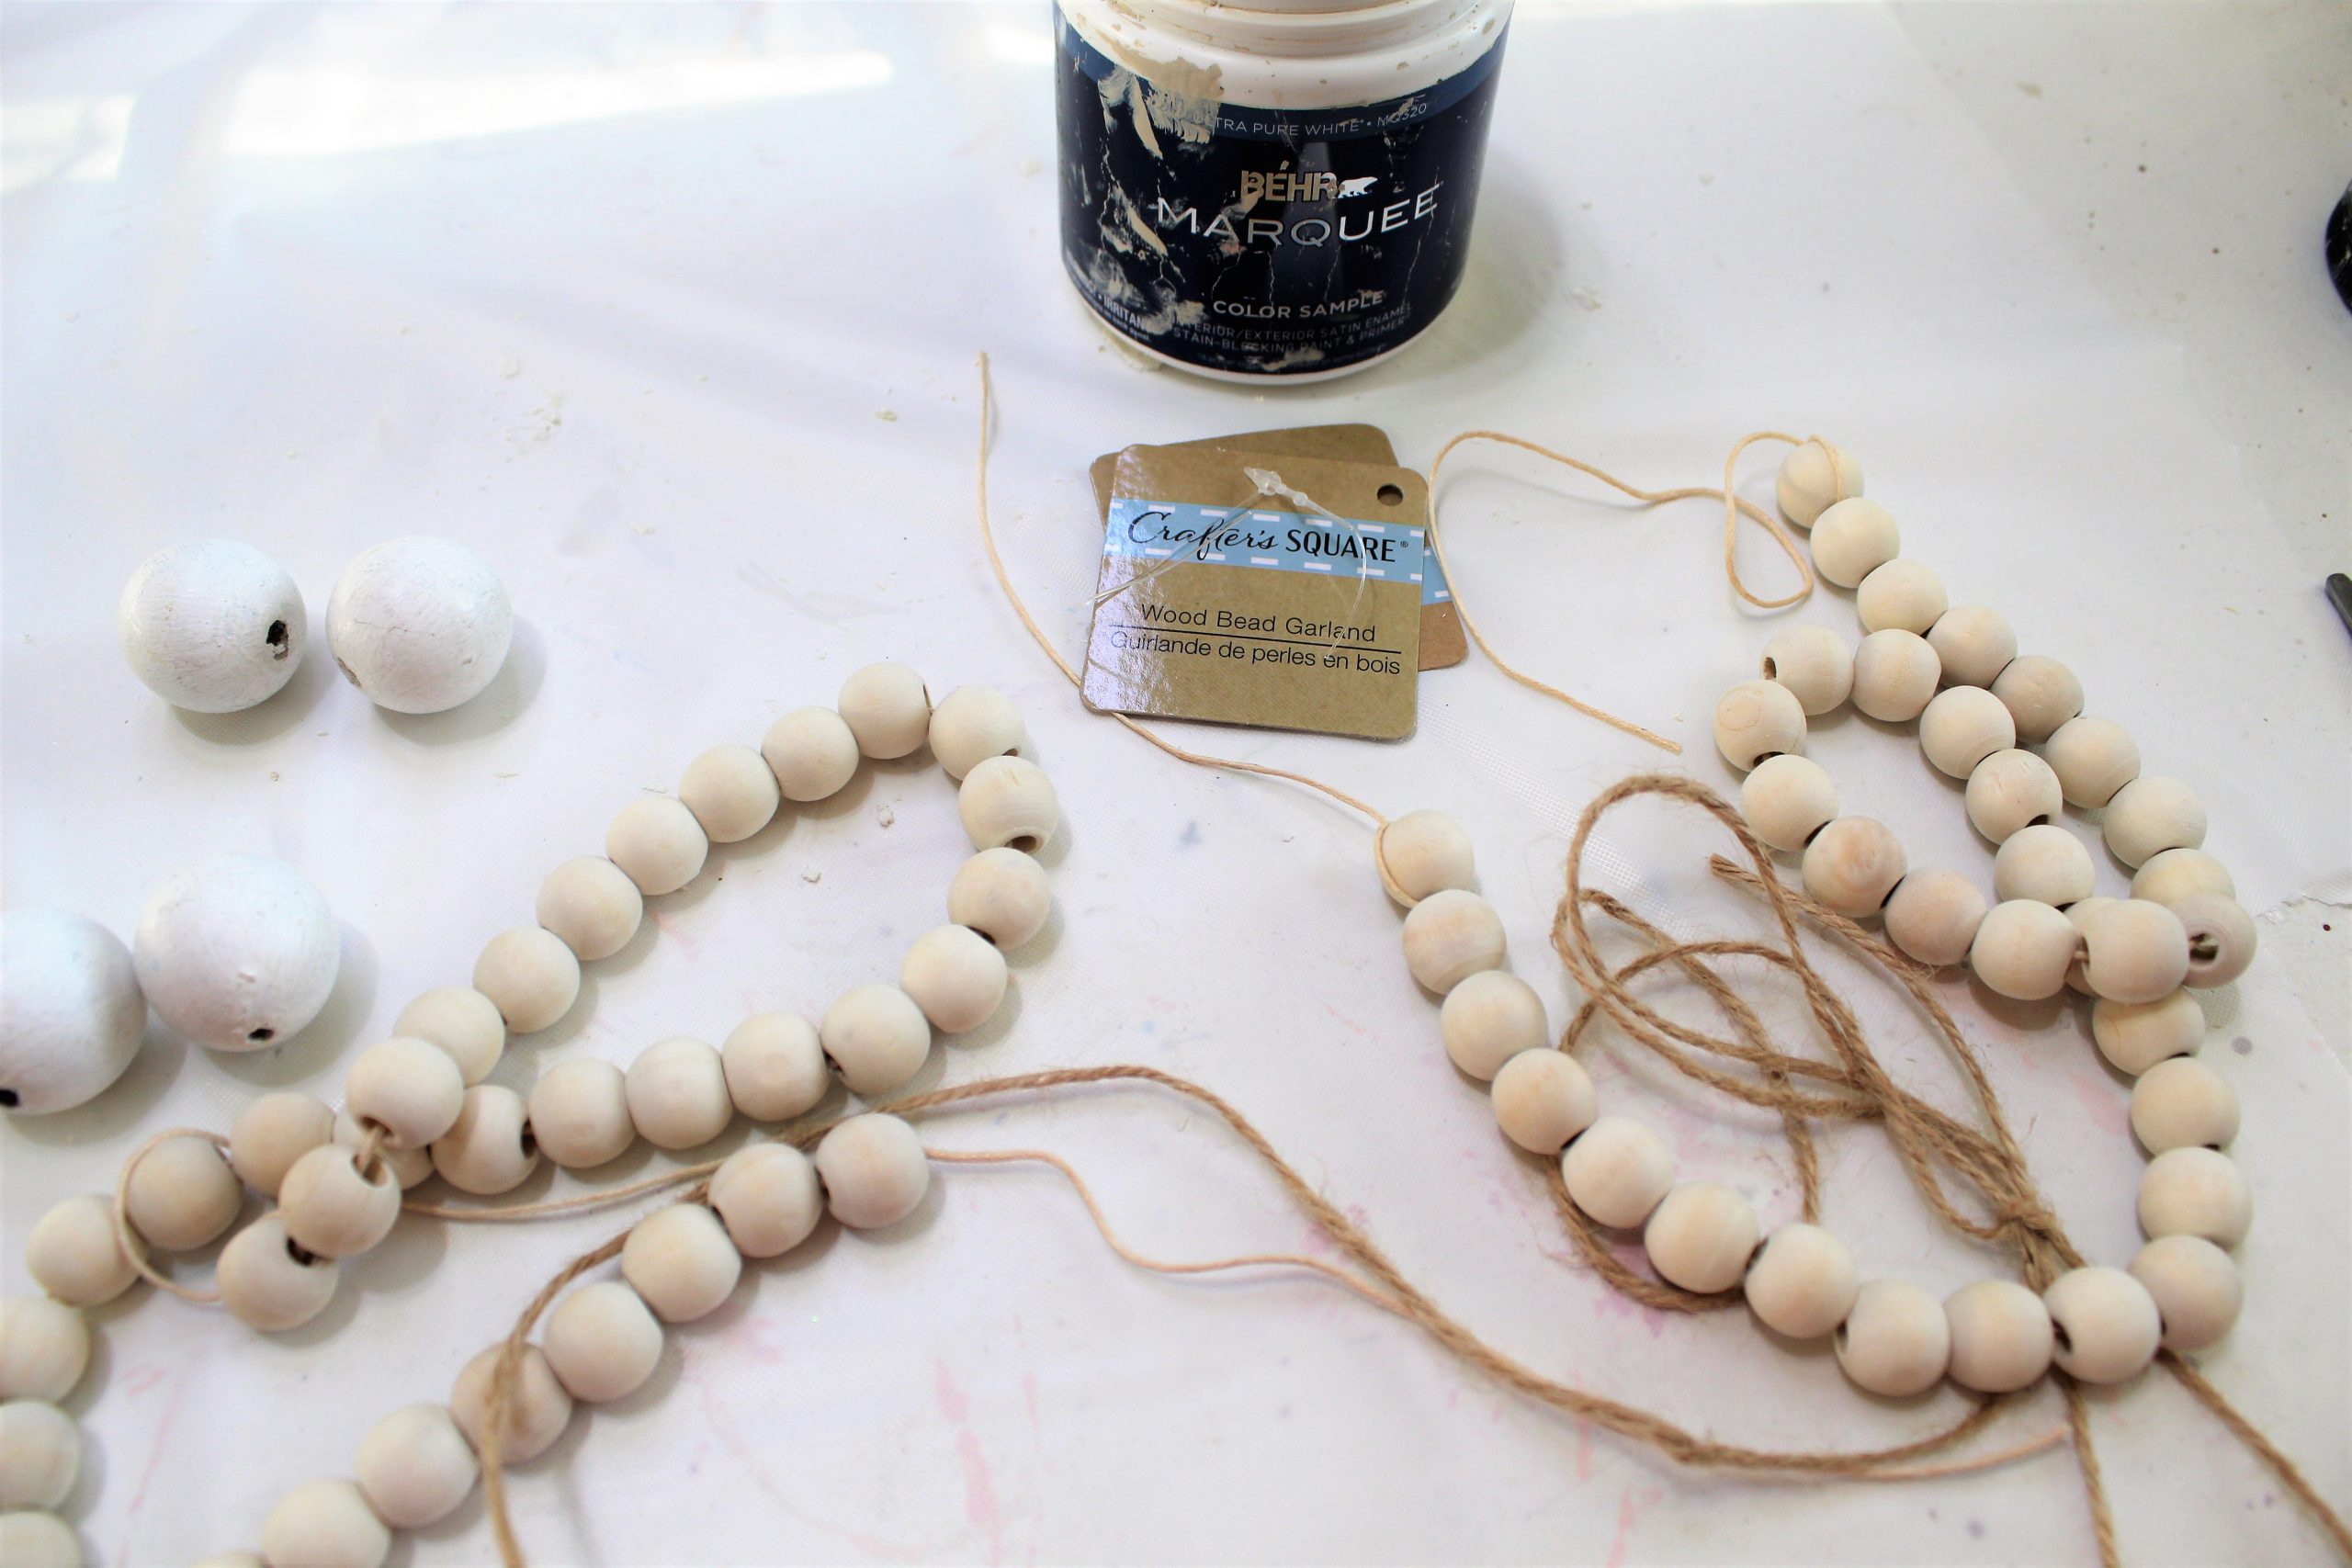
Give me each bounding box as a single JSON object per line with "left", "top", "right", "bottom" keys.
{"left": 1943, "top": 1279, "right": 2054, "bottom": 1393}
{"left": 2102, "top": 775, "right": 2207, "bottom": 868}
{"left": 2131, "top": 1056, "right": 2239, "bottom": 1155}
{"left": 838, "top": 661, "right": 932, "bottom": 760}
{"left": 25, "top": 1194, "right": 141, "bottom": 1307}
{"left": 1746, "top": 1224, "right": 1859, "bottom": 1339}
{"left": 1850, "top": 629, "right": 1941, "bottom": 722}
{"left": 259, "top": 1478, "right": 390, "bottom": 1568}
{"left": 762, "top": 706, "right": 861, "bottom": 802}
{"left": 534, "top": 858, "right": 643, "bottom": 962}
{"left": 0, "top": 1401, "right": 77, "bottom": 1509}
{"left": 1883, "top": 869, "right": 1989, "bottom": 967}
{"left": 1963, "top": 749, "right": 2062, "bottom": 842}
{"left": 1711, "top": 679, "right": 1806, "bottom": 772}
{"left": 216, "top": 1213, "right": 339, "bottom": 1332}
{"left": 1760, "top": 626, "right": 1852, "bottom": 716}
{"left": 1968, "top": 899, "right": 2081, "bottom": 1000}
{"left": 820, "top": 984, "right": 933, "bottom": 1096}
{"left": 899, "top": 925, "right": 1008, "bottom": 1033}
{"left": 1918, "top": 687, "right": 2016, "bottom": 779}
{"left": 0, "top": 1299, "right": 89, "bottom": 1404}
{"left": 2131, "top": 848, "right": 2234, "bottom": 908}
{"left": 620, "top": 1204, "right": 741, "bottom": 1323}
{"left": 1855, "top": 558, "right": 1947, "bottom": 636}
{"left": 2129, "top": 1235, "right": 2243, "bottom": 1352}
{"left": 2171, "top": 893, "right": 2257, "bottom": 988}
{"left": 1773, "top": 438, "right": 1860, "bottom": 529}
{"left": 1399, "top": 889, "right": 1508, "bottom": 994}
{"left": 604, "top": 796, "right": 708, "bottom": 897}
{"left": 1800, "top": 817, "right": 1906, "bottom": 918}
{"left": 277, "top": 1144, "right": 401, "bottom": 1259}
{"left": 430, "top": 1084, "right": 539, "bottom": 1195}
{"left": 2092, "top": 990, "right": 2205, "bottom": 1076}
{"left": 2043, "top": 1266, "right": 2162, "bottom": 1384}
{"left": 0, "top": 1510, "right": 78, "bottom": 1568}
{"left": 1809, "top": 498, "right": 1900, "bottom": 589}
{"left": 1374, "top": 809, "right": 1476, "bottom": 905}
{"left": 720, "top": 1013, "right": 828, "bottom": 1122}
{"left": 124, "top": 1133, "right": 242, "bottom": 1251}
{"left": 335, "top": 1111, "right": 431, "bottom": 1190}
{"left": 472, "top": 926, "right": 580, "bottom": 1036}
{"left": 1739, "top": 755, "right": 1838, "bottom": 854}
{"left": 625, "top": 1038, "right": 731, "bottom": 1151}
{"left": 679, "top": 743, "right": 780, "bottom": 843}
{"left": 1441, "top": 970, "right": 1550, "bottom": 1081}
{"left": 450, "top": 1343, "right": 573, "bottom": 1466}
{"left": 2044, "top": 716, "right": 2141, "bottom": 809}
{"left": 1560, "top": 1117, "right": 1674, "bottom": 1229}
{"left": 0, "top": 910, "right": 144, "bottom": 1115}
{"left": 392, "top": 987, "right": 504, "bottom": 1085}
{"left": 345, "top": 1037, "right": 465, "bottom": 1149}
{"left": 1989, "top": 655, "right": 2083, "bottom": 744}
{"left": 1992, "top": 824, "right": 2095, "bottom": 907}
{"left": 2138, "top": 1146, "right": 2251, "bottom": 1247}
{"left": 1488, "top": 1049, "right": 1596, "bottom": 1154}
{"left": 327, "top": 536, "right": 511, "bottom": 715}
{"left": 118, "top": 539, "right": 306, "bottom": 713}
{"left": 927, "top": 685, "right": 1026, "bottom": 780}
{"left": 946, "top": 849, "right": 1053, "bottom": 949}
{"left": 544, "top": 1282, "right": 664, "bottom": 1404}
{"left": 1924, "top": 604, "right": 2017, "bottom": 689}
{"left": 355, "top": 1404, "right": 478, "bottom": 1530}
{"left": 710, "top": 1145, "right": 824, "bottom": 1258}
{"left": 814, "top": 1113, "right": 930, "bottom": 1229}
{"left": 229, "top": 1091, "right": 334, "bottom": 1194}
{"left": 527, "top": 1059, "right": 635, "bottom": 1169}
{"left": 958, "top": 755, "right": 1059, "bottom": 852}
{"left": 1837, "top": 1279, "right": 1952, "bottom": 1397}
{"left": 1643, "top": 1181, "right": 1759, "bottom": 1294}
{"left": 133, "top": 852, "right": 339, "bottom": 1053}
{"left": 2074, "top": 898, "right": 2190, "bottom": 1005}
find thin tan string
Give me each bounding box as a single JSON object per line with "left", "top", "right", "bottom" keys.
{"left": 111, "top": 1128, "right": 231, "bottom": 1303}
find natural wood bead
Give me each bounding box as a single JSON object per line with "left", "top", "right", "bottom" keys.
{"left": 0, "top": 1400, "right": 78, "bottom": 1509}
{"left": 528, "top": 1058, "right": 635, "bottom": 1168}
{"left": 2131, "top": 848, "right": 2233, "bottom": 909}
{"left": 335, "top": 1111, "right": 431, "bottom": 1190}
{"left": 430, "top": 1084, "right": 539, "bottom": 1195}
{"left": 1773, "top": 438, "right": 1860, "bottom": 529}
{"left": 1963, "top": 749, "right": 2061, "bottom": 842}
{"left": 1991, "top": 823, "right": 2094, "bottom": 908}
{"left": 1739, "top": 755, "right": 1838, "bottom": 854}
{"left": 393, "top": 987, "right": 504, "bottom": 1085}
{"left": 1399, "top": 889, "right": 1507, "bottom": 994}
{"left": 1943, "top": 1279, "right": 2053, "bottom": 1393}
{"left": 26, "top": 1194, "right": 141, "bottom": 1307}
{"left": 762, "top": 706, "right": 860, "bottom": 802}
{"left": 451, "top": 1343, "right": 573, "bottom": 1466}
{"left": 899, "top": 925, "right": 1008, "bottom": 1033}
{"left": 1924, "top": 604, "right": 2017, "bottom": 689}
{"left": 958, "top": 755, "right": 1059, "bottom": 852}
{"left": 194, "top": 1554, "right": 264, "bottom": 1567}
{"left": 1374, "top": 809, "right": 1476, "bottom": 905}
{"left": 2043, "top": 1266, "right": 2162, "bottom": 1384}
{"left": 1800, "top": 817, "right": 1905, "bottom": 918}
{"left": 710, "top": 1145, "right": 824, "bottom": 1258}
{"left": 1850, "top": 629, "right": 1941, "bottom": 721}
{"left": 1883, "top": 869, "right": 1988, "bottom": 967}
{"left": 534, "top": 857, "right": 643, "bottom": 962}
{"left": 1711, "top": 679, "right": 1806, "bottom": 772}
{"left": 259, "top": 1479, "right": 390, "bottom": 1568}
{"left": 1989, "top": 655, "right": 2082, "bottom": 744}
{"left": 1643, "top": 1181, "right": 1758, "bottom": 1294}
{"left": 720, "top": 1014, "right": 828, "bottom": 1122}
{"left": 679, "top": 743, "right": 780, "bottom": 844}
{"left": 2129, "top": 1235, "right": 2243, "bottom": 1352}
{"left": 946, "top": 848, "right": 1053, "bottom": 949}
{"left": 2073, "top": 898, "right": 2189, "bottom": 1004}
{"left": 1809, "top": 498, "right": 1899, "bottom": 589}
{"left": 2092, "top": 990, "right": 2204, "bottom": 1076}
{"left": 1855, "top": 558, "right": 1947, "bottom": 636}
{"left": 1441, "top": 970, "right": 1550, "bottom": 1081}
{"left": 928, "top": 685, "right": 1026, "bottom": 780}
{"left": 355, "top": 1404, "right": 477, "bottom": 1530}
{"left": 1835, "top": 1280, "right": 1951, "bottom": 1399}
{"left": 2102, "top": 775, "right": 2206, "bottom": 868}
{"left": 838, "top": 661, "right": 932, "bottom": 760}
{"left": 813, "top": 1112, "right": 930, "bottom": 1229}
{"left": 1968, "top": 899, "right": 2080, "bottom": 1000}
{"left": 0, "top": 1511, "right": 77, "bottom": 1568}
{"left": 2044, "top": 716, "right": 2141, "bottom": 809}
{"left": 1918, "top": 687, "right": 2015, "bottom": 778}
{"left": 2172, "top": 892, "right": 2257, "bottom": 988}
{"left": 0, "top": 1299, "right": 89, "bottom": 1404}
{"left": 622, "top": 1204, "right": 741, "bottom": 1323}
{"left": 605, "top": 796, "right": 708, "bottom": 897}
{"left": 2138, "top": 1146, "right": 2251, "bottom": 1247}
{"left": 216, "top": 1213, "right": 339, "bottom": 1331}
{"left": 345, "top": 1037, "right": 465, "bottom": 1149}
{"left": 819, "top": 984, "right": 933, "bottom": 1096}
{"left": 1560, "top": 1116, "right": 1674, "bottom": 1229}
{"left": 1746, "top": 1224, "right": 1858, "bottom": 1340}
{"left": 229, "top": 1091, "right": 334, "bottom": 1195}
{"left": 1760, "top": 626, "right": 1852, "bottom": 716}
{"left": 124, "top": 1133, "right": 242, "bottom": 1252}
{"left": 472, "top": 926, "right": 581, "bottom": 1034}
{"left": 277, "top": 1144, "right": 401, "bottom": 1258}
{"left": 625, "top": 1038, "right": 731, "bottom": 1151}
{"left": 1488, "top": 1049, "right": 1595, "bottom": 1154}
{"left": 544, "top": 1281, "right": 664, "bottom": 1404}
{"left": 2130, "top": 1056, "right": 2239, "bottom": 1155}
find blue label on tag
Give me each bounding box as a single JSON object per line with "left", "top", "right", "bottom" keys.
{"left": 1103, "top": 497, "right": 1448, "bottom": 605}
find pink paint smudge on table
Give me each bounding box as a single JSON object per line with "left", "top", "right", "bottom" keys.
{"left": 935, "top": 1358, "right": 1007, "bottom": 1564}
{"left": 1574, "top": 1420, "right": 1596, "bottom": 1483}
{"left": 649, "top": 908, "right": 699, "bottom": 958}
{"left": 1603, "top": 1483, "right": 1662, "bottom": 1568}
{"left": 2065, "top": 1065, "right": 2131, "bottom": 1138}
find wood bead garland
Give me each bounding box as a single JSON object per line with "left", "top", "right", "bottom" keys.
{"left": 2131, "top": 847, "right": 2234, "bottom": 908}
{"left": 392, "top": 987, "right": 505, "bottom": 1086}
{"left": 1850, "top": 629, "right": 1940, "bottom": 721}
{"left": 1758, "top": 626, "right": 1852, "bottom": 716}
{"left": 762, "top": 706, "right": 861, "bottom": 801}
{"left": 527, "top": 1058, "right": 635, "bottom": 1169}
{"left": 2172, "top": 892, "right": 2257, "bottom": 987}
{"left": 899, "top": 924, "right": 1008, "bottom": 1033}
{"left": 1441, "top": 971, "right": 1550, "bottom": 1082}
{"left": 1991, "top": 823, "right": 2094, "bottom": 908}
{"left": 623, "top": 1038, "right": 732, "bottom": 1151}
{"left": 1918, "top": 687, "right": 2015, "bottom": 779}
{"left": 355, "top": 1404, "right": 480, "bottom": 1530}
{"left": 1855, "top": 558, "right": 1946, "bottom": 636}
{"left": 543, "top": 1282, "right": 665, "bottom": 1404}
{"left": 534, "top": 858, "right": 643, "bottom": 962}
{"left": 957, "top": 754, "right": 1059, "bottom": 852}
{"left": 719, "top": 1014, "right": 828, "bottom": 1122}
{"left": 0, "top": 1299, "right": 90, "bottom": 1404}
{"left": 1560, "top": 1117, "right": 1674, "bottom": 1229}
{"left": 259, "top": 1478, "right": 390, "bottom": 1568}
{"left": 605, "top": 796, "right": 708, "bottom": 897}
{"left": 2137, "top": 1145, "right": 2252, "bottom": 1247}
{"left": 1881, "top": 869, "right": 1987, "bottom": 968}
{"left": 122, "top": 1134, "right": 242, "bottom": 1252}
{"left": 1989, "top": 654, "right": 2082, "bottom": 744}
{"left": 677, "top": 743, "right": 780, "bottom": 844}
{"left": 946, "top": 848, "right": 1054, "bottom": 948}
{"left": 1399, "top": 889, "right": 1507, "bottom": 993}
{"left": 1712, "top": 679, "right": 1806, "bottom": 772}
{"left": 472, "top": 927, "right": 581, "bottom": 1035}
{"left": 1834, "top": 1280, "right": 1950, "bottom": 1397}
{"left": 813, "top": 1113, "right": 930, "bottom": 1229}
{"left": 709, "top": 1145, "right": 824, "bottom": 1258}
{"left": 1488, "top": 1049, "right": 1594, "bottom": 1154}
{"left": 277, "top": 1144, "right": 402, "bottom": 1258}
{"left": 1808, "top": 498, "right": 1899, "bottom": 588}
{"left": 2043, "top": 716, "right": 2140, "bottom": 809}
{"left": 0, "top": 1509, "right": 79, "bottom": 1568}
{"left": 1942, "top": 1279, "right": 2054, "bottom": 1393}
{"left": 0, "top": 1398, "right": 79, "bottom": 1509}
{"left": 1374, "top": 808, "right": 1476, "bottom": 904}
{"left": 1800, "top": 817, "right": 1905, "bottom": 917}
{"left": 927, "top": 685, "right": 1025, "bottom": 779}
{"left": 1922, "top": 604, "right": 2016, "bottom": 690}
{"left": 216, "top": 1213, "right": 338, "bottom": 1332}
{"left": 1738, "top": 755, "right": 1838, "bottom": 854}
{"left": 432, "top": 1085, "right": 539, "bottom": 1196}
{"left": 2129, "top": 1235, "right": 2243, "bottom": 1352}
{"left": 1962, "top": 749, "right": 2061, "bottom": 842}
{"left": 451, "top": 1344, "right": 573, "bottom": 1466}
{"left": 2102, "top": 775, "right": 2208, "bottom": 867}
{"left": 1772, "top": 437, "right": 1860, "bottom": 528}
{"left": 2043, "top": 1266, "right": 2162, "bottom": 1385}
{"left": 26, "top": 1195, "right": 141, "bottom": 1308}
{"left": 837, "top": 660, "right": 932, "bottom": 760}
{"left": 1745, "top": 1224, "right": 1859, "bottom": 1340}
{"left": 1642, "top": 1181, "right": 1759, "bottom": 1294}
{"left": 820, "top": 985, "right": 933, "bottom": 1096}
{"left": 228, "top": 1091, "right": 334, "bottom": 1196}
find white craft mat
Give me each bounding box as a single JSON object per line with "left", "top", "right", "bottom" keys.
{"left": 3, "top": 4, "right": 2346, "bottom": 1565}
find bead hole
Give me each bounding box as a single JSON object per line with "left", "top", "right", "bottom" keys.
{"left": 517, "top": 1124, "right": 537, "bottom": 1161}
{"left": 0, "top": 1088, "right": 17, "bottom": 1108}
{"left": 2026, "top": 813, "right": 2050, "bottom": 828}
{"left": 1832, "top": 1321, "right": 1850, "bottom": 1353}
{"left": 266, "top": 620, "right": 290, "bottom": 660}
{"left": 1760, "top": 657, "right": 1778, "bottom": 680}
{"left": 2189, "top": 934, "right": 2220, "bottom": 964}
{"left": 247, "top": 1027, "right": 275, "bottom": 1043}
{"left": 285, "top": 1237, "right": 324, "bottom": 1269}
{"left": 1008, "top": 835, "right": 1039, "bottom": 854}
{"left": 2050, "top": 1319, "right": 2074, "bottom": 1355}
